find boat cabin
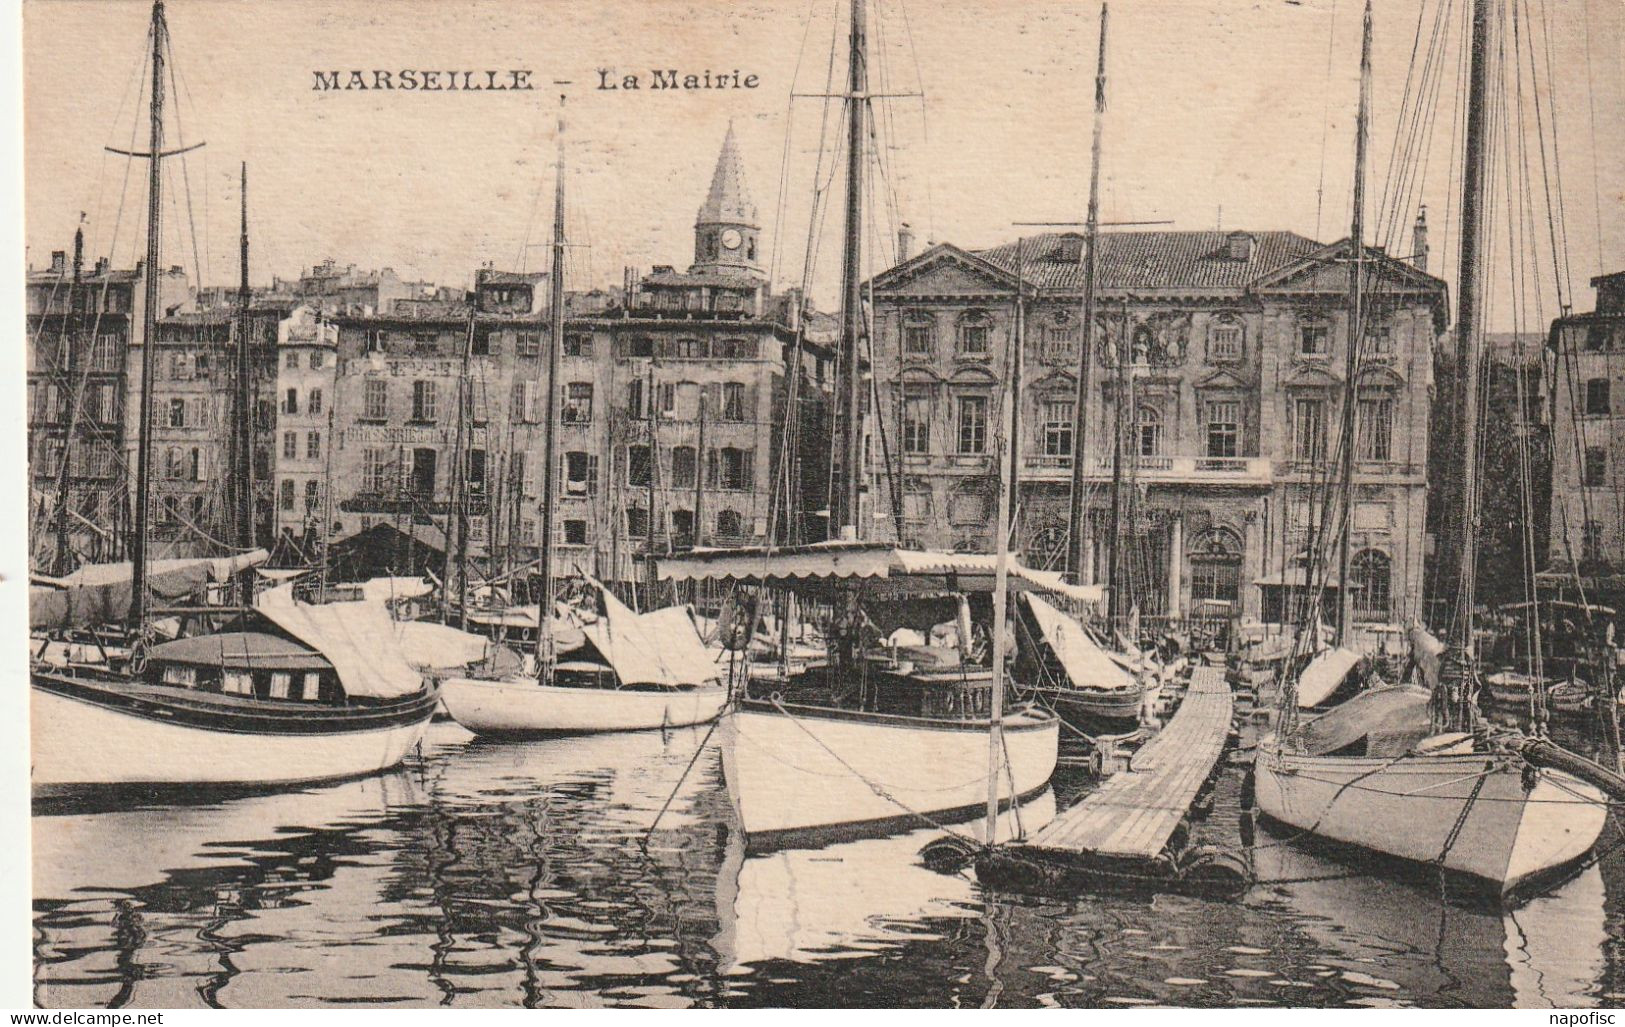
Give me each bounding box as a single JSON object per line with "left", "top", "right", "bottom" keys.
{"left": 145, "top": 631, "right": 342, "bottom": 703}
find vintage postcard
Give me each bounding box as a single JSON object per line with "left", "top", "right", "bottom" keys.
{"left": 17, "top": 0, "right": 1625, "bottom": 1011}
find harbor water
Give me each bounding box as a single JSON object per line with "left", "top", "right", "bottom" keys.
{"left": 32, "top": 720, "right": 1625, "bottom": 1008}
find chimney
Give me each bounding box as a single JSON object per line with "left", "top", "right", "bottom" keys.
{"left": 1412, "top": 206, "right": 1429, "bottom": 273}
{"left": 49, "top": 250, "right": 65, "bottom": 274}
{"left": 1225, "top": 231, "right": 1253, "bottom": 262}
{"left": 897, "top": 223, "right": 915, "bottom": 262}
{"left": 95, "top": 257, "right": 109, "bottom": 275}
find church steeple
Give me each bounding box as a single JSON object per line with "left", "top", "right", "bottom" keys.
{"left": 692, "top": 123, "right": 763, "bottom": 278}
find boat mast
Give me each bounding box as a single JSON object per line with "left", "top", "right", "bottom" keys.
{"left": 444, "top": 303, "right": 473, "bottom": 627}
{"left": 1336, "top": 0, "right": 1372, "bottom": 646}
{"left": 128, "top": 0, "right": 168, "bottom": 627}
{"left": 1067, "top": 3, "right": 1108, "bottom": 585}
{"left": 985, "top": 277, "right": 1019, "bottom": 843}
{"left": 1438, "top": 0, "right": 1493, "bottom": 732}
{"left": 233, "top": 164, "right": 255, "bottom": 556}
{"left": 834, "top": 0, "right": 868, "bottom": 539}
{"left": 1107, "top": 297, "right": 1128, "bottom": 626}
{"left": 49, "top": 225, "right": 85, "bottom": 577}
{"left": 536, "top": 93, "right": 567, "bottom": 677}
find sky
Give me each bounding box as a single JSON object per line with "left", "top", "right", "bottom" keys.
{"left": 21, "top": 0, "right": 1625, "bottom": 328}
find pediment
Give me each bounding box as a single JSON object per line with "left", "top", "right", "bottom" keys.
{"left": 1357, "top": 363, "right": 1406, "bottom": 387}
{"left": 1194, "top": 367, "right": 1252, "bottom": 391}
{"left": 898, "top": 365, "right": 945, "bottom": 385}
{"left": 870, "top": 243, "right": 1018, "bottom": 297}
{"left": 947, "top": 363, "right": 1001, "bottom": 385}
{"left": 1253, "top": 238, "right": 1446, "bottom": 300}
{"left": 1284, "top": 363, "right": 1342, "bottom": 388}
{"left": 1029, "top": 368, "right": 1076, "bottom": 392}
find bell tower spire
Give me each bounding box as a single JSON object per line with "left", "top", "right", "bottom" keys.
{"left": 691, "top": 122, "right": 763, "bottom": 278}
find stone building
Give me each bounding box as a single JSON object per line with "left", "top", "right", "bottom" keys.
{"left": 866, "top": 228, "right": 1447, "bottom": 631}
{"left": 323, "top": 271, "right": 547, "bottom": 571}
{"left": 25, "top": 244, "right": 192, "bottom": 569}
{"left": 271, "top": 306, "right": 341, "bottom": 549}
{"left": 1547, "top": 271, "right": 1625, "bottom": 600}
{"left": 146, "top": 306, "right": 286, "bottom": 554}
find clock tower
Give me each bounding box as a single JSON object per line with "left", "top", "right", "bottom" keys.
{"left": 691, "top": 123, "right": 764, "bottom": 279}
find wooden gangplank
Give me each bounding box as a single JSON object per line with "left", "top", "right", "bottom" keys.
{"left": 1025, "top": 665, "right": 1234, "bottom": 859}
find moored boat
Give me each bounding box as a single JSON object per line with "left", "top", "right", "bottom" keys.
{"left": 32, "top": 583, "right": 440, "bottom": 794}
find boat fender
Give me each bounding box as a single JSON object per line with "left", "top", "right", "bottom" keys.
{"left": 1176, "top": 845, "right": 1252, "bottom": 898}
{"left": 919, "top": 834, "right": 982, "bottom": 874}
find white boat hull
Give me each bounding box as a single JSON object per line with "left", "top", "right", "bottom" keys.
{"left": 31, "top": 686, "right": 432, "bottom": 793}
{"left": 440, "top": 676, "right": 730, "bottom": 736}
{"left": 721, "top": 702, "right": 1059, "bottom": 849}
{"left": 1253, "top": 736, "right": 1608, "bottom": 896}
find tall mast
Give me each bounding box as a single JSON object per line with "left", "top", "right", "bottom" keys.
{"left": 49, "top": 225, "right": 85, "bottom": 576}
{"left": 536, "top": 93, "right": 567, "bottom": 675}
{"left": 1439, "top": 0, "right": 1494, "bottom": 731}
{"left": 233, "top": 163, "right": 255, "bottom": 559}
{"left": 128, "top": 0, "right": 167, "bottom": 627}
{"left": 1107, "top": 297, "right": 1128, "bottom": 624}
{"left": 1336, "top": 0, "right": 1373, "bottom": 646}
{"left": 985, "top": 278, "right": 1019, "bottom": 842}
{"left": 834, "top": 0, "right": 868, "bottom": 538}
{"left": 443, "top": 303, "right": 473, "bottom": 627}
{"left": 1067, "top": 3, "right": 1108, "bottom": 584}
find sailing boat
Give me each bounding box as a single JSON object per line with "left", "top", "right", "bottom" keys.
{"left": 1253, "top": 0, "right": 1609, "bottom": 899}
{"left": 655, "top": 0, "right": 1059, "bottom": 851}
{"left": 29, "top": 0, "right": 438, "bottom": 793}
{"left": 438, "top": 95, "right": 729, "bottom": 737}
{"left": 1023, "top": 6, "right": 1154, "bottom": 729}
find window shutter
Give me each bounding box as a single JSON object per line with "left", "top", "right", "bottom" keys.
{"left": 588, "top": 454, "right": 600, "bottom": 496}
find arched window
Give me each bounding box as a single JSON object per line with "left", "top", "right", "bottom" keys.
{"left": 1189, "top": 527, "right": 1242, "bottom": 605}
{"left": 716, "top": 508, "right": 743, "bottom": 539}
{"left": 957, "top": 310, "right": 991, "bottom": 357}
{"left": 1352, "top": 549, "right": 1392, "bottom": 620}
{"left": 1136, "top": 405, "right": 1163, "bottom": 457}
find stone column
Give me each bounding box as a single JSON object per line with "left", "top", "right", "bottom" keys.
{"left": 1167, "top": 514, "right": 1184, "bottom": 621}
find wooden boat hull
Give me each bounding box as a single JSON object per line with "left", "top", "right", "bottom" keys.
{"left": 1253, "top": 736, "right": 1607, "bottom": 897}
{"left": 720, "top": 701, "right": 1059, "bottom": 851}
{"left": 1045, "top": 686, "right": 1145, "bottom": 723}
{"left": 30, "top": 673, "right": 437, "bottom": 794}
{"left": 439, "top": 676, "right": 730, "bottom": 736}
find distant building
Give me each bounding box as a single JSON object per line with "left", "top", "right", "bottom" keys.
{"left": 271, "top": 306, "right": 341, "bottom": 550}
{"left": 867, "top": 223, "right": 1447, "bottom": 633}
{"left": 269, "top": 259, "right": 450, "bottom": 317}
{"left": 26, "top": 244, "right": 192, "bottom": 570}
{"left": 146, "top": 306, "right": 286, "bottom": 554}
{"left": 1547, "top": 271, "right": 1625, "bottom": 594}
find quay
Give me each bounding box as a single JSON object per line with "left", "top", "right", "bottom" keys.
{"left": 977, "top": 665, "right": 1246, "bottom": 896}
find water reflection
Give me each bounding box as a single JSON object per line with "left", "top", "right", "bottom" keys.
{"left": 31, "top": 721, "right": 1622, "bottom": 1008}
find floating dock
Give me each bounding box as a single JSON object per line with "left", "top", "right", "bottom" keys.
{"left": 977, "top": 665, "right": 1244, "bottom": 895}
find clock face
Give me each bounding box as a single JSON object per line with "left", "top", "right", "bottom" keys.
{"left": 721, "top": 229, "right": 743, "bottom": 251}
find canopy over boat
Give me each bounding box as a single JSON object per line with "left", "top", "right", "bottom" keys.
{"left": 392, "top": 619, "right": 493, "bottom": 671}
{"left": 1296, "top": 646, "right": 1363, "bottom": 708}
{"left": 573, "top": 581, "right": 720, "bottom": 689}
{"left": 656, "top": 541, "right": 1103, "bottom": 602}
{"left": 145, "top": 631, "right": 332, "bottom": 671}
{"left": 1024, "top": 594, "right": 1136, "bottom": 691}
{"left": 360, "top": 577, "right": 434, "bottom": 603}
{"left": 30, "top": 550, "right": 270, "bottom": 632}
{"left": 1291, "top": 684, "right": 1432, "bottom": 757}
{"left": 256, "top": 583, "right": 425, "bottom": 699}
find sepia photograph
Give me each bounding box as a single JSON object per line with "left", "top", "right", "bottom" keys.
{"left": 14, "top": 0, "right": 1625, "bottom": 1010}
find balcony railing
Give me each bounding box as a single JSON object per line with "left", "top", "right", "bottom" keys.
{"left": 1020, "top": 453, "right": 1273, "bottom": 483}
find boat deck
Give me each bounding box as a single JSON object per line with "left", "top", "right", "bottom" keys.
{"left": 1015, "top": 665, "right": 1234, "bottom": 860}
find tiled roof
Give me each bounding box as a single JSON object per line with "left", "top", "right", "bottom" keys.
{"left": 973, "top": 230, "right": 1326, "bottom": 292}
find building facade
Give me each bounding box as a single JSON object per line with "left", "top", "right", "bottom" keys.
{"left": 867, "top": 228, "right": 1447, "bottom": 630}
{"left": 271, "top": 306, "right": 341, "bottom": 548}
{"left": 1548, "top": 271, "right": 1625, "bottom": 586}
{"left": 26, "top": 245, "right": 192, "bottom": 570}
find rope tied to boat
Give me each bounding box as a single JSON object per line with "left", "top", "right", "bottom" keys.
{"left": 768, "top": 697, "right": 982, "bottom": 846}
